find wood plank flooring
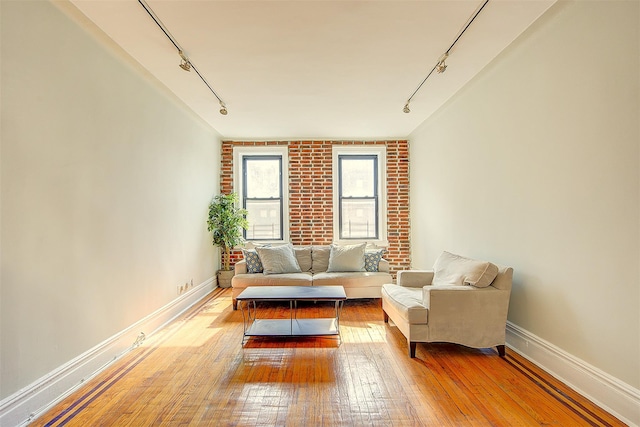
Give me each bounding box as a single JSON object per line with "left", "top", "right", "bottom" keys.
{"left": 31, "top": 288, "right": 625, "bottom": 426}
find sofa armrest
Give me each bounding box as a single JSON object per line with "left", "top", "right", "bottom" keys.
{"left": 397, "top": 270, "right": 434, "bottom": 288}
{"left": 234, "top": 260, "right": 247, "bottom": 275}
{"left": 423, "top": 285, "right": 510, "bottom": 340}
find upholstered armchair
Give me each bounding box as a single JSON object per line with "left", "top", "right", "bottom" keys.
{"left": 381, "top": 251, "right": 513, "bottom": 358}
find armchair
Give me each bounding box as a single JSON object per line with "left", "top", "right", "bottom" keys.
{"left": 381, "top": 252, "right": 513, "bottom": 358}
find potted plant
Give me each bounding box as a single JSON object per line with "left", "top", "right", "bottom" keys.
{"left": 207, "top": 193, "right": 248, "bottom": 288}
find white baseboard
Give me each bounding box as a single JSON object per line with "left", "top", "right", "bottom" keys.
{"left": 0, "top": 278, "right": 217, "bottom": 427}
{"left": 506, "top": 321, "right": 640, "bottom": 427}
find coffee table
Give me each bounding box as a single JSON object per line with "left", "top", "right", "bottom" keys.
{"left": 236, "top": 285, "right": 347, "bottom": 345}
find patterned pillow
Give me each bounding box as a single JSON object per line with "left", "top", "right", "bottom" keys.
{"left": 364, "top": 249, "right": 385, "bottom": 272}
{"left": 242, "top": 249, "right": 263, "bottom": 274}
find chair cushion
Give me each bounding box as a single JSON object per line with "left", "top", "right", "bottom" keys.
{"left": 381, "top": 284, "right": 428, "bottom": 324}
{"left": 432, "top": 251, "right": 498, "bottom": 288}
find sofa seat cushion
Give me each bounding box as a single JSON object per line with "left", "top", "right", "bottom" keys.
{"left": 313, "top": 271, "right": 392, "bottom": 289}
{"left": 381, "top": 284, "right": 428, "bottom": 324}
{"left": 231, "top": 272, "right": 312, "bottom": 288}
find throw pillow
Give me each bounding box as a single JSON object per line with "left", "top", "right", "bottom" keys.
{"left": 256, "top": 244, "right": 302, "bottom": 275}
{"left": 432, "top": 251, "right": 498, "bottom": 288}
{"left": 241, "top": 249, "right": 264, "bottom": 274}
{"left": 294, "top": 246, "right": 313, "bottom": 272}
{"left": 327, "top": 242, "right": 367, "bottom": 272}
{"left": 364, "top": 249, "right": 385, "bottom": 272}
{"left": 311, "top": 246, "right": 331, "bottom": 273}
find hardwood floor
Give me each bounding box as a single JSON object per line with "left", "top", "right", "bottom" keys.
{"left": 32, "top": 288, "right": 624, "bottom": 426}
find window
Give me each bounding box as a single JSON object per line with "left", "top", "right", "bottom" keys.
{"left": 234, "top": 147, "right": 288, "bottom": 242}
{"left": 333, "top": 146, "right": 387, "bottom": 244}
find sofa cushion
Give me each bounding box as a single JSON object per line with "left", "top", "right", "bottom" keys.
{"left": 381, "top": 284, "right": 428, "bottom": 324}
{"left": 312, "top": 271, "right": 392, "bottom": 289}
{"left": 364, "top": 249, "right": 385, "bottom": 272}
{"left": 232, "top": 272, "right": 313, "bottom": 288}
{"left": 327, "top": 243, "right": 366, "bottom": 272}
{"left": 432, "top": 251, "right": 498, "bottom": 288}
{"left": 311, "top": 245, "right": 331, "bottom": 273}
{"left": 256, "top": 244, "right": 302, "bottom": 275}
{"left": 241, "top": 249, "right": 264, "bottom": 273}
{"left": 294, "top": 246, "right": 313, "bottom": 272}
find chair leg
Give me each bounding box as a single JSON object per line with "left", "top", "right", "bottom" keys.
{"left": 383, "top": 310, "right": 389, "bottom": 323}
{"left": 409, "top": 341, "right": 417, "bottom": 358}
{"left": 497, "top": 344, "right": 506, "bottom": 357}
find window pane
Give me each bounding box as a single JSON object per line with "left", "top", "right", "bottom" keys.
{"left": 341, "top": 158, "right": 375, "bottom": 197}
{"left": 245, "top": 200, "right": 282, "bottom": 240}
{"left": 246, "top": 159, "right": 280, "bottom": 198}
{"left": 340, "top": 199, "right": 376, "bottom": 239}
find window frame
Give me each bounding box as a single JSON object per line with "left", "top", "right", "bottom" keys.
{"left": 332, "top": 145, "right": 387, "bottom": 246}
{"left": 234, "top": 146, "right": 289, "bottom": 243}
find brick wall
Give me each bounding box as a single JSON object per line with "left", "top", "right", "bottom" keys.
{"left": 220, "top": 140, "right": 410, "bottom": 277}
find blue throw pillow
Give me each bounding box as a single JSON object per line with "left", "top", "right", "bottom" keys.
{"left": 242, "top": 249, "right": 264, "bottom": 273}
{"left": 364, "top": 250, "right": 384, "bottom": 272}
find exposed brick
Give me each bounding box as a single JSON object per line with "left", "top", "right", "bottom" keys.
{"left": 220, "top": 140, "right": 410, "bottom": 278}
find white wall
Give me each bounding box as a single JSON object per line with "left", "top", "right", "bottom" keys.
{"left": 410, "top": 0, "right": 639, "bottom": 391}
{"left": 1, "top": 1, "right": 220, "bottom": 399}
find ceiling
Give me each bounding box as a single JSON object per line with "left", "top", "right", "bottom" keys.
{"left": 68, "top": 0, "right": 555, "bottom": 140}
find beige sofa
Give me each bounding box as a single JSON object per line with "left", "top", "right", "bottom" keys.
{"left": 231, "top": 245, "right": 392, "bottom": 310}
{"left": 381, "top": 251, "right": 513, "bottom": 358}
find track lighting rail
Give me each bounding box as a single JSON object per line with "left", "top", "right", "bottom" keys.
{"left": 137, "top": 0, "right": 228, "bottom": 115}
{"left": 404, "top": 0, "right": 489, "bottom": 113}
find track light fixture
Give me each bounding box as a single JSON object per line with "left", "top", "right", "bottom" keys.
{"left": 138, "top": 0, "right": 229, "bottom": 116}
{"left": 178, "top": 50, "right": 191, "bottom": 72}
{"left": 402, "top": 0, "right": 489, "bottom": 113}
{"left": 435, "top": 53, "right": 449, "bottom": 74}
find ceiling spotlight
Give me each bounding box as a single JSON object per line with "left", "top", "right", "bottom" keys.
{"left": 403, "top": 102, "right": 411, "bottom": 114}
{"left": 178, "top": 50, "right": 191, "bottom": 72}
{"left": 435, "top": 53, "right": 449, "bottom": 74}
{"left": 219, "top": 102, "right": 228, "bottom": 115}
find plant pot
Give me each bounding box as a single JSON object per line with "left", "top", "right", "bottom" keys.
{"left": 217, "top": 269, "right": 235, "bottom": 288}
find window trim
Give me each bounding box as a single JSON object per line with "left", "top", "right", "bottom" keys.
{"left": 234, "top": 146, "right": 289, "bottom": 243}
{"left": 332, "top": 145, "right": 387, "bottom": 246}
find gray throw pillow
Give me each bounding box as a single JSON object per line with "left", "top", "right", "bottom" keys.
{"left": 294, "top": 246, "right": 313, "bottom": 272}
{"left": 311, "top": 246, "right": 331, "bottom": 273}
{"left": 256, "top": 244, "right": 302, "bottom": 275}
{"left": 327, "top": 242, "right": 367, "bottom": 272}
